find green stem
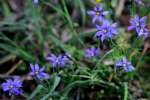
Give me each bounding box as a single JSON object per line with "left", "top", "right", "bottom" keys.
{"left": 61, "top": 0, "right": 84, "bottom": 46}
{"left": 95, "top": 49, "right": 114, "bottom": 68}
{"left": 132, "top": 0, "right": 136, "bottom": 15}
{"left": 124, "top": 82, "right": 128, "bottom": 100}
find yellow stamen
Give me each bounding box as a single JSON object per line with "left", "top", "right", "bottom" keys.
{"left": 10, "top": 85, "right": 14, "bottom": 88}
{"left": 102, "top": 29, "right": 107, "bottom": 33}
{"left": 96, "top": 11, "right": 100, "bottom": 15}
{"left": 136, "top": 22, "right": 139, "bottom": 26}
{"left": 35, "top": 72, "right": 39, "bottom": 74}
{"left": 96, "top": 0, "right": 102, "bottom": 2}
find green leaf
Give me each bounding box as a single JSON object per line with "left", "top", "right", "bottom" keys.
{"left": 41, "top": 75, "right": 61, "bottom": 100}
{"left": 123, "top": 82, "right": 128, "bottom": 100}
{"left": 28, "top": 85, "right": 44, "bottom": 100}
{"left": 2, "top": 1, "right": 12, "bottom": 19}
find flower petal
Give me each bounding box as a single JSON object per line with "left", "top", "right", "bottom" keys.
{"left": 102, "top": 11, "right": 109, "bottom": 15}
{"left": 135, "top": 27, "right": 141, "bottom": 33}
{"left": 129, "top": 19, "right": 136, "bottom": 26}
{"left": 140, "top": 16, "right": 147, "bottom": 22}
{"left": 104, "top": 20, "right": 110, "bottom": 27}
{"left": 96, "top": 24, "right": 101, "bottom": 30}
{"left": 37, "top": 74, "right": 42, "bottom": 80}
{"left": 115, "top": 59, "right": 123, "bottom": 67}
{"left": 40, "top": 66, "right": 45, "bottom": 72}
{"left": 92, "top": 16, "right": 98, "bottom": 23}
{"left": 97, "top": 5, "right": 103, "bottom": 11}
{"left": 122, "top": 57, "right": 127, "bottom": 64}
{"left": 30, "top": 64, "right": 34, "bottom": 71}
{"left": 124, "top": 65, "right": 135, "bottom": 72}
{"left": 128, "top": 26, "right": 135, "bottom": 30}
{"left": 35, "top": 64, "right": 39, "bottom": 71}
{"left": 87, "top": 10, "right": 96, "bottom": 15}
{"left": 29, "top": 72, "right": 35, "bottom": 76}
{"left": 41, "top": 72, "right": 49, "bottom": 78}
{"left": 1, "top": 83, "right": 10, "bottom": 91}
{"left": 98, "top": 16, "right": 103, "bottom": 21}
{"left": 134, "top": 15, "right": 139, "bottom": 21}
{"left": 96, "top": 31, "right": 103, "bottom": 37}
{"left": 101, "top": 35, "right": 106, "bottom": 42}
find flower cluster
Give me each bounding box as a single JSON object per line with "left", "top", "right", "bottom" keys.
{"left": 46, "top": 53, "right": 69, "bottom": 67}
{"left": 115, "top": 57, "right": 135, "bottom": 72}
{"left": 1, "top": 1, "right": 149, "bottom": 97}
{"left": 1, "top": 53, "right": 70, "bottom": 96}
{"left": 1, "top": 77, "right": 23, "bottom": 96}
{"left": 87, "top": 4, "right": 118, "bottom": 42}
{"left": 87, "top": 4, "right": 142, "bottom": 72}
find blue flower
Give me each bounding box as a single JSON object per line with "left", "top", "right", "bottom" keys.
{"left": 34, "top": 0, "right": 39, "bottom": 4}
{"left": 87, "top": 4, "right": 109, "bottom": 23}
{"left": 135, "top": 0, "right": 144, "bottom": 5}
{"left": 115, "top": 57, "right": 135, "bottom": 72}
{"left": 29, "top": 64, "right": 49, "bottom": 80}
{"left": 96, "top": 20, "right": 117, "bottom": 42}
{"left": 128, "top": 15, "right": 149, "bottom": 38}
{"left": 85, "top": 47, "right": 100, "bottom": 58}
{"left": 128, "top": 15, "right": 147, "bottom": 32}
{"left": 1, "top": 77, "right": 23, "bottom": 96}
{"left": 47, "top": 53, "right": 69, "bottom": 67}
{"left": 138, "top": 25, "right": 149, "bottom": 38}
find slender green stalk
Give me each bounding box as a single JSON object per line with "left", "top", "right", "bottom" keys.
{"left": 124, "top": 82, "right": 128, "bottom": 100}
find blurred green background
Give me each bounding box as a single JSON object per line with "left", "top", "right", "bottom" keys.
{"left": 0, "top": 0, "right": 150, "bottom": 99}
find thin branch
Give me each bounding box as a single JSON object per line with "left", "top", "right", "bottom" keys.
{"left": 6, "top": 60, "right": 23, "bottom": 75}
{"left": 115, "top": 0, "right": 125, "bottom": 17}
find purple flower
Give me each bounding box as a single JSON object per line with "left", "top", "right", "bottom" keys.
{"left": 29, "top": 64, "right": 49, "bottom": 80}
{"left": 87, "top": 4, "right": 109, "bottom": 23}
{"left": 128, "top": 15, "right": 148, "bottom": 36}
{"left": 1, "top": 77, "right": 23, "bottom": 96}
{"left": 34, "top": 0, "right": 39, "bottom": 4}
{"left": 138, "top": 26, "right": 149, "bottom": 38}
{"left": 46, "top": 53, "right": 69, "bottom": 67}
{"left": 128, "top": 15, "right": 149, "bottom": 38}
{"left": 96, "top": 20, "right": 117, "bottom": 42}
{"left": 135, "top": 0, "right": 144, "bottom": 5}
{"left": 115, "top": 57, "right": 135, "bottom": 72}
{"left": 85, "top": 47, "right": 100, "bottom": 58}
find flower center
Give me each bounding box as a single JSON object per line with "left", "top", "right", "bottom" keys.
{"left": 123, "top": 61, "right": 129, "bottom": 67}
{"left": 140, "top": 28, "right": 144, "bottom": 32}
{"left": 96, "top": 0, "right": 102, "bottom": 2}
{"left": 102, "top": 29, "right": 107, "bottom": 33}
{"left": 35, "top": 71, "right": 39, "bottom": 75}
{"left": 96, "top": 11, "right": 101, "bottom": 15}
{"left": 10, "top": 84, "right": 14, "bottom": 88}
{"left": 136, "top": 22, "right": 139, "bottom": 26}
{"left": 56, "top": 58, "right": 59, "bottom": 63}
{"left": 123, "top": 63, "right": 126, "bottom": 67}
{"left": 91, "top": 52, "right": 94, "bottom": 56}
